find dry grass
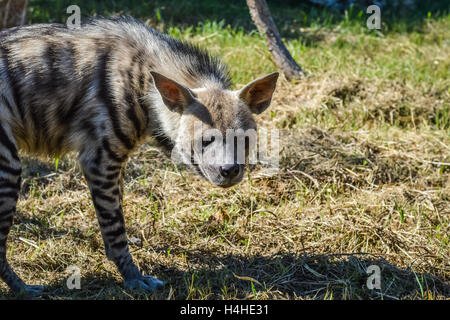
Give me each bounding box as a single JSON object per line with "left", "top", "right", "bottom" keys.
{"left": 0, "top": 15, "right": 449, "bottom": 300}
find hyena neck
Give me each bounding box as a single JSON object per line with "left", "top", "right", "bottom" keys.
{"left": 145, "top": 95, "right": 181, "bottom": 151}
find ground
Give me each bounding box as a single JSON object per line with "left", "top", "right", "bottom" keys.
{"left": 0, "top": 1, "right": 449, "bottom": 299}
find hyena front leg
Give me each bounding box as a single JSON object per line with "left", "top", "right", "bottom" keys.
{"left": 0, "top": 123, "right": 44, "bottom": 296}
{"left": 79, "top": 146, "right": 163, "bottom": 292}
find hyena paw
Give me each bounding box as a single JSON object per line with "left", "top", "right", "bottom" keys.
{"left": 19, "top": 284, "right": 45, "bottom": 297}
{"left": 124, "top": 275, "right": 164, "bottom": 292}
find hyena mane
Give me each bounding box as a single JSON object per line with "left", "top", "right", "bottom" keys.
{"left": 0, "top": 15, "right": 231, "bottom": 157}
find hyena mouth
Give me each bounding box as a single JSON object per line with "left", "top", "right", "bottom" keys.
{"left": 198, "top": 164, "right": 245, "bottom": 188}
{"left": 188, "top": 154, "right": 207, "bottom": 179}
{"left": 217, "top": 179, "right": 242, "bottom": 188}
{"left": 192, "top": 162, "right": 207, "bottom": 179}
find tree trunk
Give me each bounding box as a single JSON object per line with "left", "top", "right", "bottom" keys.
{"left": 246, "top": 0, "right": 305, "bottom": 80}
{"left": 0, "top": 0, "right": 29, "bottom": 30}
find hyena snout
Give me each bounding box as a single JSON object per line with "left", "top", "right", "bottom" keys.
{"left": 214, "top": 163, "right": 245, "bottom": 188}
{"left": 219, "top": 163, "right": 241, "bottom": 179}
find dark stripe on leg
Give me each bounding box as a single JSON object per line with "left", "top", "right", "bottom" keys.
{"left": 0, "top": 180, "right": 20, "bottom": 190}
{"left": 93, "top": 147, "right": 103, "bottom": 167}
{"left": 0, "top": 124, "right": 18, "bottom": 161}
{"left": 105, "top": 226, "right": 126, "bottom": 239}
{"left": 91, "top": 188, "right": 116, "bottom": 203}
{"left": 0, "top": 164, "right": 21, "bottom": 176}
{"left": 111, "top": 240, "right": 128, "bottom": 250}
{"left": 106, "top": 165, "right": 122, "bottom": 171}
{"left": 0, "top": 192, "right": 19, "bottom": 200}
{"left": 106, "top": 171, "right": 120, "bottom": 181}
{"left": 102, "top": 138, "right": 126, "bottom": 163}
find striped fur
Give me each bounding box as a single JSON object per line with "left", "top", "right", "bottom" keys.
{"left": 0, "top": 16, "right": 278, "bottom": 295}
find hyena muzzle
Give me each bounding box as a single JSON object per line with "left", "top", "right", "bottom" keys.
{"left": 0, "top": 16, "right": 278, "bottom": 295}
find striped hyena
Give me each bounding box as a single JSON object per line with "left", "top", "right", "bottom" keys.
{"left": 0, "top": 16, "right": 278, "bottom": 295}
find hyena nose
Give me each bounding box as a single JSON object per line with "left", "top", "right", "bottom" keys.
{"left": 220, "top": 164, "right": 241, "bottom": 178}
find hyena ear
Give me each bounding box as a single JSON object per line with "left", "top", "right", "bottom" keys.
{"left": 239, "top": 72, "right": 279, "bottom": 115}
{"left": 150, "top": 71, "right": 195, "bottom": 112}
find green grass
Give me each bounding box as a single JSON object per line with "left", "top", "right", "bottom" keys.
{"left": 0, "top": 0, "right": 449, "bottom": 300}
{"left": 29, "top": 0, "right": 449, "bottom": 34}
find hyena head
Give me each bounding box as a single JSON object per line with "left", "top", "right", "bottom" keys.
{"left": 151, "top": 72, "right": 279, "bottom": 188}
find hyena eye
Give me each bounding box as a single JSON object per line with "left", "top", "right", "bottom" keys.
{"left": 202, "top": 136, "right": 215, "bottom": 149}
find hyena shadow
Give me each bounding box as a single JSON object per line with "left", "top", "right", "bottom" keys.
{"left": 148, "top": 250, "right": 450, "bottom": 300}
{"left": 11, "top": 158, "right": 80, "bottom": 241}
{"left": 3, "top": 250, "right": 446, "bottom": 300}
{"left": 11, "top": 210, "right": 72, "bottom": 241}
{"left": 0, "top": 273, "right": 125, "bottom": 300}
